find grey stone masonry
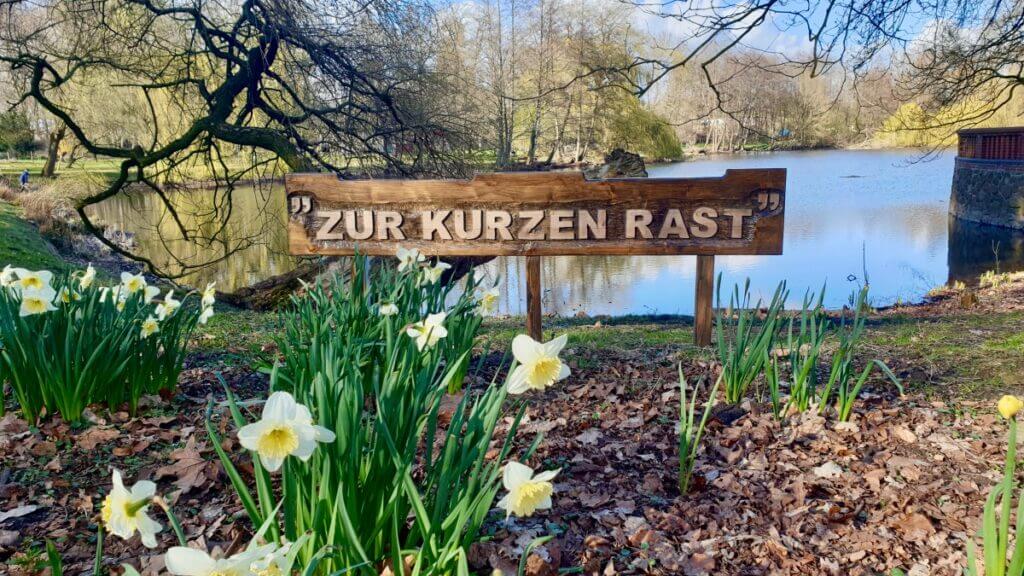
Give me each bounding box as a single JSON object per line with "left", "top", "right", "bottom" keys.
{"left": 950, "top": 158, "right": 1024, "bottom": 230}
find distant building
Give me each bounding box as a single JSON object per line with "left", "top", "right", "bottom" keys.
{"left": 951, "top": 127, "right": 1024, "bottom": 229}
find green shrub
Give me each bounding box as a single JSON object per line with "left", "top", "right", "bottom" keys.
{"left": 0, "top": 264, "right": 214, "bottom": 422}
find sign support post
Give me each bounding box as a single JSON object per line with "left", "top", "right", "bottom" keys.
{"left": 285, "top": 170, "right": 785, "bottom": 346}
{"left": 694, "top": 255, "right": 715, "bottom": 346}
{"left": 526, "top": 256, "right": 543, "bottom": 340}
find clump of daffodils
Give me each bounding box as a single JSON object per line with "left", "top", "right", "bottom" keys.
{"left": 406, "top": 312, "right": 448, "bottom": 351}
{"left": 497, "top": 461, "right": 559, "bottom": 518}
{"left": 238, "top": 391, "right": 336, "bottom": 472}
{"left": 101, "top": 469, "right": 163, "bottom": 548}
{"left": 507, "top": 334, "right": 570, "bottom": 394}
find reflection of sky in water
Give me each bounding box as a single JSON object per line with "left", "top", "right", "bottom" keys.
{"left": 91, "top": 149, "right": 1024, "bottom": 313}
{"left": 482, "top": 149, "right": 1024, "bottom": 315}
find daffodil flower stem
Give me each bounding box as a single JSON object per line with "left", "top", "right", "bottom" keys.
{"left": 998, "top": 418, "right": 1018, "bottom": 567}
{"left": 155, "top": 497, "right": 188, "bottom": 546}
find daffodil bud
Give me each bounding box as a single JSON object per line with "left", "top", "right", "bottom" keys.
{"left": 998, "top": 395, "right": 1024, "bottom": 419}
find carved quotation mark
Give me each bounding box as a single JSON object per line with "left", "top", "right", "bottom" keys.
{"left": 757, "top": 191, "right": 782, "bottom": 212}
{"left": 290, "top": 195, "right": 312, "bottom": 215}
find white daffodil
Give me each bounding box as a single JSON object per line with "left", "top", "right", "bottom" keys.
{"left": 477, "top": 287, "right": 500, "bottom": 315}
{"left": 13, "top": 268, "right": 53, "bottom": 291}
{"left": 420, "top": 261, "right": 451, "bottom": 285}
{"left": 165, "top": 544, "right": 274, "bottom": 576}
{"left": 202, "top": 282, "right": 216, "bottom": 308}
{"left": 406, "top": 312, "right": 448, "bottom": 351}
{"left": 379, "top": 302, "right": 399, "bottom": 316}
{"left": 59, "top": 286, "right": 72, "bottom": 304}
{"left": 143, "top": 285, "right": 160, "bottom": 304}
{"left": 101, "top": 469, "right": 163, "bottom": 548}
{"left": 80, "top": 264, "right": 96, "bottom": 289}
{"left": 156, "top": 290, "right": 181, "bottom": 320}
{"left": 198, "top": 306, "right": 214, "bottom": 325}
{"left": 251, "top": 542, "right": 292, "bottom": 576}
{"left": 237, "top": 391, "right": 336, "bottom": 473}
{"left": 121, "top": 272, "right": 147, "bottom": 294}
{"left": 19, "top": 286, "right": 57, "bottom": 317}
{"left": 396, "top": 247, "right": 425, "bottom": 271}
{"left": 0, "top": 264, "right": 15, "bottom": 287}
{"left": 140, "top": 316, "right": 159, "bottom": 339}
{"left": 507, "top": 334, "right": 570, "bottom": 394}
{"left": 496, "top": 461, "right": 559, "bottom": 518}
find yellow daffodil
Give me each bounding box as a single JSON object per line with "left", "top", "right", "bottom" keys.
{"left": 379, "top": 302, "right": 399, "bottom": 316}
{"left": 140, "top": 316, "right": 159, "bottom": 339}
{"left": 477, "top": 287, "right": 500, "bottom": 315}
{"left": 165, "top": 544, "right": 274, "bottom": 576}
{"left": 13, "top": 268, "right": 53, "bottom": 291}
{"left": 0, "top": 264, "right": 15, "bottom": 287}
{"left": 198, "top": 306, "right": 214, "bottom": 325}
{"left": 999, "top": 395, "right": 1024, "bottom": 419}
{"left": 496, "top": 461, "right": 559, "bottom": 518}
{"left": 59, "top": 287, "right": 72, "bottom": 304}
{"left": 507, "top": 334, "right": 570, "bottom": 394}
{"left": 101, "top": 469, "right": 163, "bottom": 548}
{"left": 19, "top": 286, "right": 58, "bottom": 317}
{"left": 202, "top": 282, "right": 216, "bottom": 308}
{"left": 121, "top": 272, "right": 147, "bottom": 294}
{"left": 80, "top": 264, "right": 96, "bottom": 289}
{"left": 238, "top": 391, "right": 336, "bottom": 472}
{"left": 406, "top": 312, "right": 448, "bottom": 351}
{"left": 420, "top": 261, "right": 451, "bottom": 285}
{"left": 396, "top": 247, "right": 425, "bottom": 271}
{"left": 156, "top": 290, "right": 181, "bottom": 320}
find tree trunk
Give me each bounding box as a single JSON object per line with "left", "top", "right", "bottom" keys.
{"left": 42, "top": 122, "right": 66, "bottom": 178}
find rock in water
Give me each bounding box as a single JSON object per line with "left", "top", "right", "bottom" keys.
{"left": 587, "top": 148, "right": 648, "bottom": 179}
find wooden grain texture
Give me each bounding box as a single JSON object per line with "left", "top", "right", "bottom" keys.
{"left": 526, "top": 256, "right": 543, "bottom": 340}
{"left": 694, "top": 255, "right": 715, "bottom": 346}
{"left": 285, "top": 170, "right": 785, "bottom": 257}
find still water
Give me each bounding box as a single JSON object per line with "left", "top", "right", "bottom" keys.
{"left": 90, "top": 149, "right": 1024, "bottom": 315}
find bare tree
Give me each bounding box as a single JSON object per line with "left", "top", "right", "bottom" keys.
{"left": 0, "top": 0, "right": 465, "bottom": 276}
{"left": 622, "top": 0, "right": 1024, "bottom": 133}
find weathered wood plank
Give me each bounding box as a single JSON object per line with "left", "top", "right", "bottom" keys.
{"left": 285, "top": 169, "right": 785, "bottom": 257}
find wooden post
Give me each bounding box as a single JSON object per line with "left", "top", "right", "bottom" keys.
{"left": 526, "top": 256, "right": 543, "bottom": 340}
{"left": 694, "top": 255, "right": 715, "bottom": 346}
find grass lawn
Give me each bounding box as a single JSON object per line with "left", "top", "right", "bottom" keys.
{"left": 1, "top": 195, "right": 1019, "bottom": 402}
{"left": 0, "top": 201, "right": 68, "bottom": 272}
{"left": 0, "top": 158, "right": 125, "bottom": 180}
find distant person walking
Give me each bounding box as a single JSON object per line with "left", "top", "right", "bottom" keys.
{"left": 19, "top": 169, "right": 29, "bottom": 191}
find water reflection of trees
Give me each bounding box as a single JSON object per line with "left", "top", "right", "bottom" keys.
{"left": 948, "top": 217, "right": 1024, "bottom": 283}
{"left": 87, "top": 184, "right": 295, "bottom": 291}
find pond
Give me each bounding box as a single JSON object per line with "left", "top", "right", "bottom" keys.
{"left": 90, "top": 149, "right": 1024, "bottom": 315}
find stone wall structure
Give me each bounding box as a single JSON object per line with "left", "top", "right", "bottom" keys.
{"left": 951, "top": 127, "right": 1024, "bottom": 230}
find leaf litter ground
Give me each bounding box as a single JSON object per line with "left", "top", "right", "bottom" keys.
{"left": 2, "top": 278, "right": 1023, "bottom": 575}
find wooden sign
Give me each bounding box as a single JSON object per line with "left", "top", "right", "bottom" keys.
{"left": 285, "top": 170, "right": 786, "bottom": 345}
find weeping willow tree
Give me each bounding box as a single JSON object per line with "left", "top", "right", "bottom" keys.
{"left": 0, "top": 0, "right": 471, "bottom": 277}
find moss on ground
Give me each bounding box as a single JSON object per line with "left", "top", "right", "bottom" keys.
{"left": 0, "top": 200, "right": 67, "bottom": 272}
